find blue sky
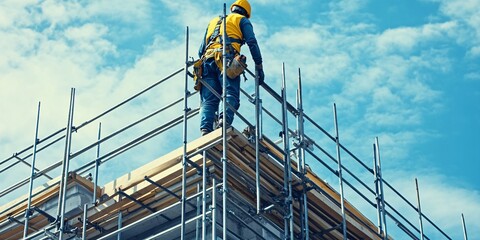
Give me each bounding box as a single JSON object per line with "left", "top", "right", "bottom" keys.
{"left": 0, "top": 0, "right": 479, "bottom": 239}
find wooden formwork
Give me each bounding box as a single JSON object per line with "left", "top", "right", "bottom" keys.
{"left": 0, "top": 127, "right": 388, "bottom": 240}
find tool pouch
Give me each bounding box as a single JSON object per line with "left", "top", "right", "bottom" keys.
{"left": 226, "top": 54, "right": 247, "bottom": 79}
{"left": 193, "top": 58, "right": 203, "bottom": 91}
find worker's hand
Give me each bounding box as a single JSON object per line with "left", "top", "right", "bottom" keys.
{"left": 255, "top": 64, "right": 264, "bottom": 85}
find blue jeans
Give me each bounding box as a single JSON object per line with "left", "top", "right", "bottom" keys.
{"left": 200, "top": 58, "right": 240, "bottom": 132}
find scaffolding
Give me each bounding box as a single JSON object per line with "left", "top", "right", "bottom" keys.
{"left": 0, "top": 22, "right": 461, "bottom": 240}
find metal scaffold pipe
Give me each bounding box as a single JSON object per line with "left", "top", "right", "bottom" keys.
{"left": 2, "top": 154, "right": 52, "bottom": 180}
{"left": 461, "top": 213, "right": 468, "bottom": 240}
{"left": 93, "top": 122, "right": 101, "bottom": 205}
{"left": 58, "top": 88, "right": 76, "bottom": 240}
{"left": 382, "top": 177, "right": 450, "bottom": 239}
{"left": 333, "top": 103, "right": 347, "bottom": 239}
{"left": 201, "top": 151, "right": 207, "bottom": 240}
{"left": 373, "top": 141, "right": 383, "bottom": 236}
{"left": 255, "top": 43, "right": 263, "bottom": 215}
{"left": 0, "top": 25, "right": 458, "bottom": 240}
{"left": 195, "top": 183, "right": 201, "bottom": 240}
{"left": 117, "top": 210, "right": 123, "bottom": 240}
{"left": 82, "top": 203, "right": 87, "bottom": 240}
{"left": 377, "top": 137, "right": 388, "bottom": 239}
{"left": 1, "top": 66, "right": 185, "bottom": 202}
{"left": 75, "top": 67, "right": 184, "bottom": 131}
{"left": 212, "top": 177, "right": 217, "bottom": 240}
{"left": 281, "top": 62, "right": 294, "bottom": 239}
{"left": 1, "top": 127, "right": 65, "bottom": 170}
{"left": 23, "top": 102, "right": 41, "bottom": 239}
{"left": 97, "top": 190, "right": 212, "bottom": 240}
{"left": 296, "top": 68, "right": 309, "bottom": 239}
{"left": 180, "top": 25, "right": 189, "bottom": 240}
{"left": 416, "top": 178, "right": 425, "bottom": 240}
{"left": 221, "top": 3, "right": 228, "bottom": 240}
{"left": 374, "top": 137, "right": 388, "bottom": 239}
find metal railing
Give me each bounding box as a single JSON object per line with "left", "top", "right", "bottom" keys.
{"left": 0, "top": 24, "right": 457, "bottom": 240}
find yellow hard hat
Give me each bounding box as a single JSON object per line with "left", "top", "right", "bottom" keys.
{"left": 231, "top": 0, "right": 251, "bottom": 18}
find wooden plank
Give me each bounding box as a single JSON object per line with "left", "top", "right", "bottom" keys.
{"left": 0, "top": 127, "right": 384, "bottom": 240}
{"left": 307, "top": 189, "right": 379, "bottom": 239}
{"left": 228, "top": 128, "right": 381, "bottom": 239}
{"left": 0, "top": 173, "right": 100, "bottom": 223}
{"left": 84, "top": 176, "right": 203, "bottom": 239}
{"left": 306, "top": 171, "right": 379, "bottom": 236}
{"left": 102, "top": 127, "right": 228, "bottom": 197}
{"left": 82, "top": 153, "right": 212, "bottom": 231}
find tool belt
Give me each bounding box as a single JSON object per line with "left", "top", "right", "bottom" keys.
{"left": 226, "top": 54, "right": 247, "bottom": 79}
{"left": 193, "top": 48, "right": 247, "bottom": 91}
{"left": 205, "top": 48, "right": 247, "bottom": 78}
{"left": 192, "top": 59, "right": 203, "bottom": 91}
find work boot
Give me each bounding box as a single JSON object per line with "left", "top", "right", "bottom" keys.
{"left": 215, "top": 119, "right": 230, "bottom": 129}
{"left": 201, "top": 129, "right": 210, "bottom": 136}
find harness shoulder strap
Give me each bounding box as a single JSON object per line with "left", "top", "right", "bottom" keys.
{"left": 205, "top": 15, "right": 244, "bottom": 50}
{"left": 203, "top": 16, "right": 224, "bottom": 52}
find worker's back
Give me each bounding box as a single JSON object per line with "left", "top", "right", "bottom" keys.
{"left": 204, "top": 13, "right": 246, "bottom": 54}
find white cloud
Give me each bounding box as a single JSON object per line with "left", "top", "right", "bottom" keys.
{"left": 465, "top": 71, "right": 480, "bottom": 81}
{"left": 404, "top": 80, "right": 441, "bottom": 104}
{"left": 65, "top": 23, "right": 107, "bottom": 41}
{"left": 254, "top": 0, "right": 296, "bottom": 4}
{"left": 268, "top": 25, "right": 322, "bottom": 50}
{"left": 0, "top": 1, "right": 179, "bottom": 164}
{"left": 0, "top": 1, "right": 478, "bottom": 239}
{"left": 438, "top": 0, "right": 480, "bottom": 27}
{"left": 159, "top": 0, "right": 217, "bottom": 38}
{"left": 329, "top": 0, "right": 367, "bottom": 14}
{"left": 32, "top": 0, "right": 152, "bottom": 29}
{"left": 39, "top": 0, "right": 79, "bottom": 26}
{"left": 468, "top": 45, "right": 480, "bottom": 58}
{"left": 386, "top": 170, "right": 480, "bottom": 238}
{"left": 87, "top": 0, "right": 152, "bottom": 25}
{"left": 430, "top": 0, "right": 480, "bottom": 58}
{"left": 0, "top": 0, "right": 35, "bottom": 27}
{"left": 371, "top": 87, "right": 402, "bottom": 108}
{"left": 376, "top": 22, "right": 457, "bottom": 54}
{"left": 377, "top": 27, "right": 421, "bottom": 52}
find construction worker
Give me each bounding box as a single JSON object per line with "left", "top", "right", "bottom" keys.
{"left": 198, "top": 0, "right": 264, "bottom": 136}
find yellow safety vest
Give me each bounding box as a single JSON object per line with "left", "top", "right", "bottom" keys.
{"left": 193, "top": 13, "right": 246, "bottom": 91}
{"left": 204, "top": 13, "right": 245, "bottom": 58}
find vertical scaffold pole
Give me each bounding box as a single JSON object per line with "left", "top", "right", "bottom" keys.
{"left": 212, "top": 177, "right": 217, "bottom": 240}
{"left": 377, "top": 137, "right": 388, "bottom": 238}
{"left": 281, "top": 63, "right": 294, "bottom": 240}
{"left": 82, "top": 203, "right": 87, "bottom": 240}
{"left": 255, "top": 43, "right": 263, "bottom": 215}
{"left": 415, "top": 178, "right": 425, "bottom": 240}
{"left": 373, "top": 141, "right": 383, "bottom": 236}
{"left": 23, "top": 102, "right": 41, "bottom": 239}
{"left": 374, "top": 137, "right": 388, "bottom": 239}
{"left": 196, "top": 183, "right": 201, "bottom": 240}
{"left": 296, "top": 68, "right": 309, "bottom": 239}
{"left": 58, "top": 88, "right": 76, "bottom": 240}
{"left": 180, "top": 26, "right": 190, "bottom": 240}
{"left": 117, "top": 210, "right": 123, "bottom": 240}
{"left": 461, "top": 213, "right": 468, "bottom": 240}
{"left": 221, "top": 3, "right": 228, "bottom": 240}
{"left": 333, "top": 103, "right": 347, "bottom": 239}
{"left": 202, "top": 151, "right": 207, "bottom": 240}
{"left": 93, "top": 122, "right": 101, "bottom": 205}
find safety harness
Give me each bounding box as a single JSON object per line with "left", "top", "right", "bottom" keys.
{"left": 193, "top": 15, "right": 247, "bottom": 91}
{"left": 201, "top": 15, "right": 245, "bottom": 69}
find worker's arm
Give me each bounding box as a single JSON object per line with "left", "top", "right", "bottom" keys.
{"left": 240, "top": 18, "right": 262, "bottom": 65}
{"left": 240, "top": 18, "right": 264, "bottom": 84}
